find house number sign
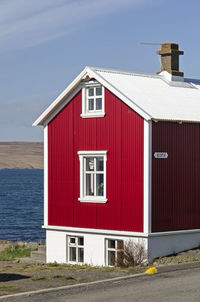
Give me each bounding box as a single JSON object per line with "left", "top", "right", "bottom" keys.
{"left": 154, "top": 152, "right": 168, "bottom": 159}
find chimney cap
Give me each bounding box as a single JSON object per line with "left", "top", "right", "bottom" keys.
{"left": 157, "top": 43, "right": 184, "bottom": 56}
{"left": 157, "top": 43, "right": 184, "bottom": 77}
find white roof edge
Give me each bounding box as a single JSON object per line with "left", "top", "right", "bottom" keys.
{"left": 33, "top": 66, "right": 90, "bottom": 126}
{"left": 33, "top": 66, "right": 152, "bottom": 126}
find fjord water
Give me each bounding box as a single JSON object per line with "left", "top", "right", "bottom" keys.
{"left": 0, "top": 169, "right": 45, "bottom": 242}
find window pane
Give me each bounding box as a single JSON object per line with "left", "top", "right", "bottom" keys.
{"left": 88, "top": 87, "right": 94, "bottom": 96}
{"left": 70, "top": 237, "right": 76, "bottom": 245}
{"left": 108, "top": 251, "right": 115, "bottom": 266}
{"left": 96, "top": 174, "right": 104, "bottom": 196}
{"left": 117, "top": 250, "right": 124, "bottom": 266}
{"left": 86, "top": 157, "right": 94, "bottom": 171}
{"left": 108, "top": 240, "right": 115, "bottom": 249}
{"left": 78, "top": 248, "right": 84, "bottom": 262}
{"left": 96, "top": 98, "right": 102, "bottom": 110}
{"left": 70, "top": 247, "right": 76, "bottom": 262}
{"left": 86, "top": 174, "right": 94, "bottom": 196}
{"left": 78, "top": 237, "right": 84, "bottom": 246}
{"left": 117, "top": 240, "right": 123, "bottom": 249}
{"left": 96, "top": 87, "right": 102, "bottom": 96}
{"left": 96, "top": 157, "right": 104, "bottom": 171}
{"left": 88, "top": 99, "right": 94, "bottom": 110}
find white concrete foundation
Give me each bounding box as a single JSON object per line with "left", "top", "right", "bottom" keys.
{"left": 46, "top": 229, "right": 147, "bottom": 266}
{"left": 45, "top": 228, "right": 200, "bottom": 265}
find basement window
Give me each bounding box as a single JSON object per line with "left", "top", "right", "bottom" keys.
{"left": 81, "top": 84, "right": 105, "bottom": 118}
{"left": 68, "top": 236, "right": 84, "bottom": 264}
{"left": 106, "top": 239, "right": 124, "bottom": 266}
{"left": 78, "top": 151, "right": 107, "bottom": 203}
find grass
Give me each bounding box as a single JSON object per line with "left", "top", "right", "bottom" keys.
{"left": 0, "top": 286, "right": 19, "bottom": 296}
{"left": 31, "top": 275, "right": 76, "bottom": 282}
{"left": 31, "top": 276, "right": 47, "bottom": 281}
{"left": 0, "top": 247, "right": 31, "bottom": 261}
{"left": 0, "top": 286, "right": 18, "bottom": 291}
{"left": 47, "top": 262, "right": 59, "bottom": 267}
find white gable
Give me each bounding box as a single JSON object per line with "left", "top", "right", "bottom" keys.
{"left": 33, "top": 66, "right": 200, "bottom": 126}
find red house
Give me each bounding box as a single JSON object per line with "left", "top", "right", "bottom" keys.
{"left": 34, "top": 43, "right": 200, "bottom": 265}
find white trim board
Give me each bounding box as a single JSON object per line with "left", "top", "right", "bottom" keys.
{"left": 143, "top": 120, "right": 152, "bottom": 234}
{"left": 44, "top": 125, "right": 48, "bottom": 226}
{"left": 149, "top": 228, "right": 200, "bottom": 237}
{"left": 42, "top": 85, "right": 81, "bottom": 127}
{"left": 43, "top": 225, "right": 148, "bottom": 238}
{"left": 43, "top": 225, "right": 200, "bottom": 238}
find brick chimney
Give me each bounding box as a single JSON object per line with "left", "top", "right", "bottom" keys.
{"left": 157, "top": 43, "right": 184, "bottom": 77}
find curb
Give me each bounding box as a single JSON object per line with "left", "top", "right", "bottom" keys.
{"left": 0, "top": 272, "right": 147, "bottom": 300}
{"left": 0, "top": 261, "right": 200, "bottom": 300}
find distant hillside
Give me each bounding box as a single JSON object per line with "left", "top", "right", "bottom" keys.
{"left": 0, "top": 142, "right": 43, "bottom": 170}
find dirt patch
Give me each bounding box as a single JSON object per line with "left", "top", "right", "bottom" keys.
{"left": 0, "top": 261, "right": 142, "bottom": 296}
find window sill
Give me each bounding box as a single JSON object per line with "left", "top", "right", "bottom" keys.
{"left": 80, "top": 113, "right": 105, "bottom": 119}
{"left": 78, "top": 197, "right": 108, "bottom": 204}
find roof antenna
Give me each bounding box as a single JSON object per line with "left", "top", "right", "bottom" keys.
{"left": 139, "top": 42, "right": 162, "bottom": 46}
{"left": 139, "top": 42, "right": 162, "bottom": 67}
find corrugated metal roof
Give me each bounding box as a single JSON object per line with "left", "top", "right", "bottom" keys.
{"left": 33, "top": 66, "right": 200, "bottom": 126}
{"left": 91, "top": 67, "right": 200, "bottom": 122}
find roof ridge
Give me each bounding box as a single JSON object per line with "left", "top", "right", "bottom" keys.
{"left": 88, "top": 66, "right": 160, "bottom": 79}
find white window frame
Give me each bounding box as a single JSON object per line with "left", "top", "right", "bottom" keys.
{"left": 78, "top": 150, "right": 107, "bottom": 203}
{"left": 105, "top": 239, "right": 124, "bottom": 266}
{"left": 81, "top": 82, "right": 105, "bottom": 118}
{"left": 67, "top": 236, "right": 84, "bottom": 264}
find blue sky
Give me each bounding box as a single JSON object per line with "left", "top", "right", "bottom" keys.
{"left": 0, "top": 0, "right": 200, "bottom": 141}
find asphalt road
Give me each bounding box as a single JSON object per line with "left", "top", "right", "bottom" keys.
{"left": 3, "top": 265, "right": 200, "bottom": 302}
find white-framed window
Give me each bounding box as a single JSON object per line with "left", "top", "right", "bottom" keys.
{"left": 67, "top": 236, "right": 84, "bottom": 264}
{"left": 78, "top": 151, "right": 107, "bottom": 203}
{"left": 81, "top": 83, "right": 105, "bottom": 118}
{"left": 106, "top": 239, "right": 124, "bottom": 266}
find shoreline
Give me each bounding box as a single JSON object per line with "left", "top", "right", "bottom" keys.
{"left": 0, "top": 240, "right": 44, "bottom": 253}
{"left": 0, "top": 142, "right": 43, "bottom": 170}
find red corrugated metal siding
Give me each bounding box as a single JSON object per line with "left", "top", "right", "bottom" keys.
{"left": 152, "top": 121, "right": 200, "bottom": 232}
{"left": 48, "top": 89, "right": 144, "bottom": 232}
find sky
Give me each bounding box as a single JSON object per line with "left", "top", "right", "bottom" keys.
{"left": 1, "top": 0, "right": 200, "bottom": 141}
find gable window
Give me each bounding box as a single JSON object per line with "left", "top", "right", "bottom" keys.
{"left": 67, "top": 236, "right": 84, "bottom": 264}
{"left": 78, "top": 151, "right": 107, "bottom": 203}
{"left": 81, "top": 83, "right": 105, "bottom": 118}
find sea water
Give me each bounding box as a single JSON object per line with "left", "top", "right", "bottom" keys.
{"left": 0, "top": 169, "right": 45, "bottom": 242}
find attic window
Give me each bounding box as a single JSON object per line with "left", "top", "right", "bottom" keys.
{"left": 81, "top": 83, "right": 105, "bottom": 118}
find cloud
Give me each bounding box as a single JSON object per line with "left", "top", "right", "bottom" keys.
{"left": 0, "top": 0, "right": 145, "bottom": 52}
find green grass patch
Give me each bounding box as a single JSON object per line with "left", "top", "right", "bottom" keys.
{"left": 0, "top": 247, "right": 31, "bottom": 261}
{"left": 0, "top": 285, "right": 19, "bottom": 294}
{"left": 0, "top": 286, "right": 18, "bottom": 291}
{"left": 47, "top": 262, "right": 59, "bottom": 267}
{"left": 31, "top": 276, "right": 47, "bottom": 281}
